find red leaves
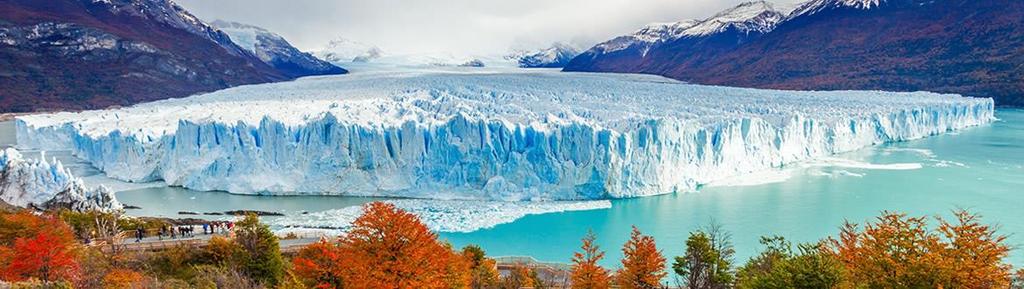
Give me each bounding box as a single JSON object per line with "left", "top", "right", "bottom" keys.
{"left": 3, "top": 230, "right": 80, "bottom": 282}
{"left": 0, "top": 212, "right": 79, "bottom": 283}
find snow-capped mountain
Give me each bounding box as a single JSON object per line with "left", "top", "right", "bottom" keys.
{"left": 788, "top": 0, "right": 884, "bottom": 18}
{"left": 506, "top": 43, "right": 581, "bottom": 68}
{"left": 1, "top": 148, "right": 122, "bottom": 212}
{"left": 211, "top": 20, "right": 346, "bottom": 78}
{"left": 566, "top": 0, "right": 1024, "bottom": 106}
{"left": 314, "top": 37, "right": 384, "bottom": 64}
{"left": 0, "top": 0, "right": 290, "bottom": 113}
{"left": 682, "top": 1, "right": 787, "bottom": 37}
{"left": 585, "top": 1, "right": 785, "bottom": 58}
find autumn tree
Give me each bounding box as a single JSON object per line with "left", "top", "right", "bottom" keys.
{"left": 462, "top": 245, "right": 499, "bottom": 289}
{"left": 934, "top": 210, "right": 1012, "bottom": 288}
{"left": 0, "top": 211, "right": 80, "bottom": 283}
{"left": 4, "top": 229, "right": 80, "bottom": 282}
{"left": 444, "top": 243, "right": 473, "bottom": 289}
{"left": 828, "top": 212, "right": 944, "bottom": 287}
{"left": 297, "top": 202, "right": 466, "bottom": 289}
{"left": 500, "top": 264, "right": 534, "bottom": 289}
{"left": 292, "top": 239, "right": 346, "bottom": 289}
{"left": 673, "top": 224, "right": 734, "bottom": 289}
{"left": 571, "top": 231, "right": 610, "bottom": 289}
{"left": 616, "top": 226, "right": 666, "bottom": 289}
{"left": 827, "top": 210, "right": 1013, "bottom": 288}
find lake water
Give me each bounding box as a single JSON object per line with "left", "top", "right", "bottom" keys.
{"left": 3, "top": 109, "right": 1023, "bottom": 267}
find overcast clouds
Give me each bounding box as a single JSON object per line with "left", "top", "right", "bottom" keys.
{"left": 177, "top": 0, "right": 803, "bottom": 55}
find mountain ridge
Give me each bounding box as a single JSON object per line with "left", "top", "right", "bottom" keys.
{"left": 565, "top": 0, "right": 1024, "bottom": 106}
{"left": 0, "top": 0, "right": 329, "bottom": 113}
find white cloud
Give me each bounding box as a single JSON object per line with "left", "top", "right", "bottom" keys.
{"left": 176, "top": 0, "right": 804, "bottom": 55}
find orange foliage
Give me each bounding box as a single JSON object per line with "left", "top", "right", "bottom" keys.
{"left": 935, "top": 210, "right": 1011, "bottom": 288}
{"left": 291, "top": 202, "right": 468, "bottom": 289}
{"left": 0, "top": 211, "right": 74, "bottom": 245}
{"left": 616, "top": 226, "right": 666, "bottom": 289}
{"left": 571, "top": 231, "right": 610, "bottom": 289}
{"left": 0, "top": 212, "right": 79, "bottom": 283}
{"left": 828, "top": 210, "right": 1012, "bottom": 288}
{"left": 292, "top": 240, "right": 346, "bottom": 289}
{"left": 503, "top": 264, "right": 535, "bottom": 289}
{"left": 102, "top": 268, "right": 145, "bottom": 289}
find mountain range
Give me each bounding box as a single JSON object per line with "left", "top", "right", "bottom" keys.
{"left": 565, "top": 0, "right": 1024, "bottom": 106}
{"left": 0, "top": 0, "right": 345, "bottom": 113}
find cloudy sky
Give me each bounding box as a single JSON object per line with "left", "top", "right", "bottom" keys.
{"left": 177, "top": 0, "right": 803, "bottom": 55}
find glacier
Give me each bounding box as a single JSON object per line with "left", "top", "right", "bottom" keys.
{"left": 0, "top": 148, "right": 122, "bottom": 211}
{"left": 14, "top": 69, "right": 995, "bottom": 200}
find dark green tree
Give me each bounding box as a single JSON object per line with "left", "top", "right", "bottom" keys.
{"left": 736, "top": 236, "right": 844, "bottom": 289}
{"left": 673, "top": 224, "right": 734, "bottom": 289}
{"left": 232, "top": 213, "right": 285, "bottom": 286}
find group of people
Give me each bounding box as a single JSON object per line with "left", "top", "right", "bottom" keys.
{"left": 133, "top": 221, "right": 236, "bottom": 243}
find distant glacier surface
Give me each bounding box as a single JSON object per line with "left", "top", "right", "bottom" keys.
{"left": 16, "top": 69, "right": 995, "bottom": 200}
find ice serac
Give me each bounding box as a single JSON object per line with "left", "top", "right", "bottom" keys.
{"left": 16, "top": 71, "right": 995, "bottom": 201}
{"left": 0, "top": 148, "right": 122, "bottom": 211}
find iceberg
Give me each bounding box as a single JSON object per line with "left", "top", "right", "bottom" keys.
{"left": 15, "top": 70, "right": 995, "bottom": 200}
{"left": 0, "top": 148, "right": 122, "bottom": 211}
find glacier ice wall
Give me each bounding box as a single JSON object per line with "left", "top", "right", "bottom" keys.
{"left": 15, "top": 70, "right": 996, "bottom": 200}
{"left": 0, "top": 148, "right": 122, "bottom": 211}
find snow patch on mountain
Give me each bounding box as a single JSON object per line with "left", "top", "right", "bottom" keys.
{"left": 506, "top": 43, "right": 581, "bottom": 68}
{"left": 15, "top": 70, "right": 994, "bottom": 201}
{"left": 314, "top": 37, "right": 384, "bottom": 64}
{"left": 1, "top": 148, "right": 122, "bottom": 211}
{"left": 788, "top": 0, "right": 885, "bottom": 18}
{"left": 210, "top": 20, "right": 345, "bottom": 77}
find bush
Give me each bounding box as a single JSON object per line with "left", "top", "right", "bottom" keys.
{"left": 827, "top": 210, "right": 1012, "bottom": 288}
{"left": 735, "top": 237, "right": 843, "bottom": 289}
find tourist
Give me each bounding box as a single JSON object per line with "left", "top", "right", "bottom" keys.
{"left": 135, "top": 227, "right": 144, "bottom": 243}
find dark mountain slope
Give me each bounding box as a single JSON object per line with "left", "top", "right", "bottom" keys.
{"left": 0, "top": 0, "right": 289, "bottom": 113}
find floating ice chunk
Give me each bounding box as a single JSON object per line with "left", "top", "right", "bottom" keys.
{"left": 707, "top": 168, "right": 793, "bottom": 187}
{"left": 808, "top": 157, "right": 923, "bottom": 170}
{"left": 269, "top": 199, "right": 612, "bottom": 233}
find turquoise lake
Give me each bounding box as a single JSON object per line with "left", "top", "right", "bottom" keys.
{"left": 4, "top": 109, "right": 1023, "bottom": 267}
